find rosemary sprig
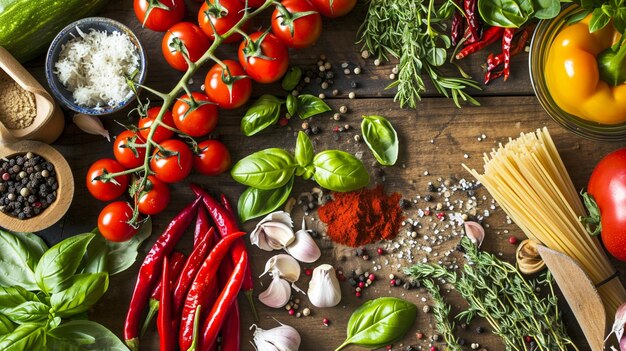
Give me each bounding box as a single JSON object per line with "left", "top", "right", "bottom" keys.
{"left": 358, "top": 0, "right": 480, "bottom": 108}
{"left": 405, "top": 237, "right": 579, "bottom": 351}
{"left": 422, "top": 279, "right": 462, "bottom": 351}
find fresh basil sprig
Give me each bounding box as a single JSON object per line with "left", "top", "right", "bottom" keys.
{"left": 361, "top": 115, "right": 399, "bottom": 166}
{"left": 232, "top": 131, "right": 370, "bottom": 221}
{"left": 296, "top": 94, "right": 331, "bottom": 119}
{"left": 335, "top": 297, "right": 417, "bottom": 351}
{"left": 478, "top": 0, "right": 559, "bottom": 27}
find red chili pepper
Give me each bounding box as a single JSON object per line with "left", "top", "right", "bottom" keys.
{"left": 141, "top": 251, "right": 186, "bottom": 337}
{"left": 220, "top": 194, "right": 235, "bottom": 219}
{"left": 451, "top": 6, "right": 465, "bottom": 47}
{"left": 179, "top": 231, "right": 246, "bottom": 351}
{"left": 502, "top": 28, "right": 515, "bottom": 81}
{"left": 157, "top": 256, "right": 174, "bottom": 351}
{"left": 463, "top": 0, "right": 481, "bottom": 44}
{"left": 173, "top": 227, "right": 215, "bottom": 317}
{"left": 201, "top": 250, "right": 247, "bottom": 351}
{"left": 190, "top": 184, "right": 257, "bottom": 321}
{"left": 456, "top": 26, "right": 503, "bottom": 60}
{"left": 194, "top": 206, "right": 210, "bottom": 246}
{"left": 217, "top": 258, "right": 240, "bottom": 351}
{"left": 124, "top": 197, "right": 201, "bottom": 351}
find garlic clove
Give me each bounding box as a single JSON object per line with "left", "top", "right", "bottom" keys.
{"left": 464, "top": 221, "right": 485, "bottom": 247}
{"left": 257, "top": 211, "right": 294, "bottom": 228}
{"left": 285, "top": 218, "right": 321, "bottom": 263}
{"left": 251, "top": 323, "right": 301, "bottom": 351}
{"left": 307, "top": 264, "right": 341, "bottom": 308}
{"left": 262, "top": 254, "right": 301, "bottom": 283}
{"left": 258, "top": 275, "right": 292, "bottom": 308}
{"left": 251, "top": 220, "right": 295, "bottom": 251}
{"left": 73, "top": 113, "right": 110, "bottom": 141}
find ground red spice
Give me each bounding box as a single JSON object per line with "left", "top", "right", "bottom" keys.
{"left": 318, "top": 185, "right": 404, "bottom": 247}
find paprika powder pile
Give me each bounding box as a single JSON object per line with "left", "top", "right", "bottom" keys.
{"left": 318, "top": 185, "right": 404, "bottom": 247}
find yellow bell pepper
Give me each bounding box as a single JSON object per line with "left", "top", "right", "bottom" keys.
{"left": 546, "top": 15, "right": 626, "bottom": 125}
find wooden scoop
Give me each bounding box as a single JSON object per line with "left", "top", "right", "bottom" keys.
{"left": 537, "top": 244, "right": 606, "bottom": 351}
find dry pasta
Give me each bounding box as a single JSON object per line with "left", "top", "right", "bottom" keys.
{"left": 464, "top": 127, "right": 626, "bottom": 316}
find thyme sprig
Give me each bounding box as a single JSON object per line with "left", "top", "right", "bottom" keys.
{"left": 358, "top": 0, "right": 480, "bottom": 108}
{"left": 405, "top": 237, "right": 579, "bottom": 351}
{"left": 422, "top": 279, "right": 462, "bottom": 351}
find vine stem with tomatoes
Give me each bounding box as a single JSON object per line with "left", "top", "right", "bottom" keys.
{"left": 99, "top": 0, "right": 275, "bottom": 226}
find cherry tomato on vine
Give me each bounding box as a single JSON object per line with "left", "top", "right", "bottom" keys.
{"left": 172, "top": 92, "right": 219, "bottom": 137}
{"left": 271, "top": 0, "right": 322, "bottom": 49}
{"left": 98, "top": 201, "right": 139, "bottom": 242}
{"left": 193, "top": 140, "right": 231, "bottom": 175}
{"left": 162, "top": 22, "right": 211, "bottom": 71}
{"left": 198, "top": 0, "right": 245, "bottom": 43}
{"left": 134, "top": 0, "right": 185, "bottom": 32}
{"left": 86, "top": 159, "right": 129, "bottom": 201}
{"left": 136, "top": 176, "right": 171, "bottom": 215}
{"left": 113, "top": 130, "right": 146, "bottom": 169}
{"left": 204, "top": 60, "right": 252, "bottom": 109}
{"left": 238, "top": 31, "right": 289, "bottom": 83}
{"left": 150, "top": 139, "right": 193, "bottom": 183}
{"left": 239, "top": 0, "right": 266, "bottom": 7}
{"left": 309, "top": 0, "right": 356, "bottom": 18}
{"left": 138, "top": 106, "right": 175, "bottom": 143}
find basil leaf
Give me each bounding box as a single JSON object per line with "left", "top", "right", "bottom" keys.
{"left": 4, "top": 301, "right": 49, "bottom": 325}
{"left": 477, "top": 0, "right": 534, "bottom": 27}
{"left": 532, "top": 0, "right": 560, "bottom": 19}
{"left": 0, "top": 323, "right": 45, "bottom": 351}
{"left": 0, "top": 313, "right": 14, "bottom": 335}
{"left": 12, "top": 232, "right": 48, "bottom": 263}
{"left": 295, "top": 131, "right": 314, "bottom": 167}
{"left": 50, "top": 273, "right": 109, "bottom": 317}
{"left": 88, "top": 218, "right": 152, "bottom": 276}
{"left": 286, "top": 94, "right": 298, "bottom": 116}
{"left": 238, "top": 177, "right": 294, "bottom": 222}
{"left": 589, "top": 8, "right": 611, "bottom": 32}
{"left": 0, "top": 230, "right": 41, "bottom": 290}
{"left": 313, "top": 151, "right": 369, "bottom": 192}
{"left": 361, "top": 115, "right": 399, "bottom": 166}
{"left": 281, "top": 67, "right": 302, "bottom": 91}
{"left": 336, "top": 297, "right": 417, "bottom": 350}
{"left": 231, "top": 148, "right": 298, "bottom": 190}
{"left": 82, "top": 235, "right": 108, "bottom": 274}
{"left": 241, "top": 95, "right": 283, "bottom": 136}
{"left": 296, "top": 94, "right": 331, "bottom": 119}
{"left": 48, "top": 320, "right": 129, "bottom": 351}
{"left": 0, "top": 286, "right": 41, "bottom": 316}
{"left": 35, "top": 233, "right": 95, "bottom": 294}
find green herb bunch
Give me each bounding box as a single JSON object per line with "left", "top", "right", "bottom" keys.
{"left": 0, "top": 225, "right": 151, "bottom": 350}
{"left": 405, "top": 237, "right": 578, "bottom": 351}
{"left": 358, "top": 0, "right": 481, "bottom": 108}
{"left": 421, "top": 279, "right": 462, "bottom": 351}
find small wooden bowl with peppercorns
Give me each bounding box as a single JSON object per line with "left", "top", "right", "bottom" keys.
{"left": 0, "top": 123, "right": 73, "bottom": 232}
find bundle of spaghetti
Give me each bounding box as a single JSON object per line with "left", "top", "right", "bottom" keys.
{"left": 464, "top": 127, "right": 626, "bottom": 316}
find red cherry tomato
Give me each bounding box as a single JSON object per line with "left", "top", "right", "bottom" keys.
{"left": 198, "top": 0, "right": 245, "bottom": 43}
{"left": 98, "top": 201, "right": 138, "bottom": 242}
{"left": 238, "top": 31, "right": 289, "bottom": 83}
{"left": 138, "top": 107, "right": 175, "bottom": 143}
{"left": 271, "top": 0, "right": 322, "bottom": 49}
{"left": 134, "top": 0, "right": 185, "bottom": 32}
{"left": 136, "top": 176, "right": 171, "bottom": 215}
{"left": 309, "top": 0, "right": 356, "bottom": 17}
{"left": 204, "top": 60, "right": 251, "bottom": 109}
{"left": 162, "top": 22, "right": 211, "bottom": 71}
{"left": 86, "top": 159, "right": 129, "bottom": 201}
{"left": 193, "top": 140, "right": 231, "bottom": 176}
{"left": 172, "top": 92, "right": 219, "bottom": 137}
{"left": 150, "top": 139, "right": 193, "bottom": 183}
{"left": 113, "top": 130, "right": 146, "bottom": 169}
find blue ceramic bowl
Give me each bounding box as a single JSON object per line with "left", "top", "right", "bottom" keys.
{"left": 45, "top": 17, "right": 147, "bottom": 116}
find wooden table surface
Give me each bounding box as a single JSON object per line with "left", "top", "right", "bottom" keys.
{"left": 23, "top": 0, "right": 626, "bottom": 350}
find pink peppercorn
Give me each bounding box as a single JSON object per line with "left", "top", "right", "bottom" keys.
{"left": 508, "top": 236, "right": 519, "bottom": 245}
{"left": 416, "top": 332, "right": 424, "bottom": 339}
{"left": 288, "top": 309, "right": 295, "bottom": 316}
{"left": 323, "top": 318, "right": 330, "bottom": 326}
{"left": 377, "top": 247, "right": 384, "bottom": 255}
{"left": 386, "top": 345, "right": 392, "bottom": 350}
{"left": 278, "top": 117, "right": 289, "bottom": 126}
{"left": 1, "top": 173, "right": 9, "bottom": 181}
{"left": 430, "top": 347, "right": 438, "bottom": 351}
{"left": 305, "top": 268, "right": 313, "bottom": 276}
{"left": 436, "top": 212, "right": 445, "bottom": 220}
{"left": 358, "top": 281, "right": 365, "bottom": 288}
{"left": 356, "top": 291, "right": 361, "bottom": 298}
{"left": 368, "top": 273, "right": 376, "bottom": 281}
{"left": 389, "top": 279, "right": 395, "bottom": 286}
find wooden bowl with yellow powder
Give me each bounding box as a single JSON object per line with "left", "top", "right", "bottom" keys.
{"left": 0, "top": 46, "right": 64, "bottom": 144}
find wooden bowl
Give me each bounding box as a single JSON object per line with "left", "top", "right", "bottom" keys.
{"left": 0, "top": 140, "right": 74, "bottom": 232}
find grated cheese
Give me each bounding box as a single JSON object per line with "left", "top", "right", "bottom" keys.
{"left": 54, "top": 27, "right": 140, "bottom": 108}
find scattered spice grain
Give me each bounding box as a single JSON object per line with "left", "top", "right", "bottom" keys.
{"left": 0, "top": 71, "right": 36, "bottom": 129}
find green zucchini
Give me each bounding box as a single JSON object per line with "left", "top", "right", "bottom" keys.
{"left": 0, "top": 0, "right": 111, "bottom": 62}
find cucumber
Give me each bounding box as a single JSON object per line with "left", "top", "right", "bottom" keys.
{"left": 0, "top": 0, "right": 111, "bottom": 62}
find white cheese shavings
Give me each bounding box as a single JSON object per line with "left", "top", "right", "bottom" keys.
{"left": 54, "top": 27, "right": 139, "bottom": 108}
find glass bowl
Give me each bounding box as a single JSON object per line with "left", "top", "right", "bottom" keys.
{"left": 45, "top": 17, "right": 147, "bottom": 116}
{"left": 529, "top": 5, "right": 626, "bottom": 141}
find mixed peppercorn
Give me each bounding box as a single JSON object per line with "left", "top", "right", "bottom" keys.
{"left": 0, "top": 152, "right": 57, "bottom": 219}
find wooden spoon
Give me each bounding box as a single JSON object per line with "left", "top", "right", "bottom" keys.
{"left": 537, "top": 244, "right": 606, "bottom": 351}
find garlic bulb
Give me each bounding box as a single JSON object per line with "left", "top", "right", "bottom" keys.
{"left": 251, "top": 212, "right": 295, "bottom": 251}
{"left": 307, "top": 264, "right": 341, "bottom": 308}
{"left": 464, "top": 221, "right": 485, "bottom": 247}
{"left": 285, "top": 218, "right": 321, "bottom": 263}
{"left": 73, "top": 113, "right": 110, "bottom": 141}
{"left": 251, "top": 322, "right": 301, "bottom": 351}
{"left": 259, "top": 275, "right": 291, "bottom": 308}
